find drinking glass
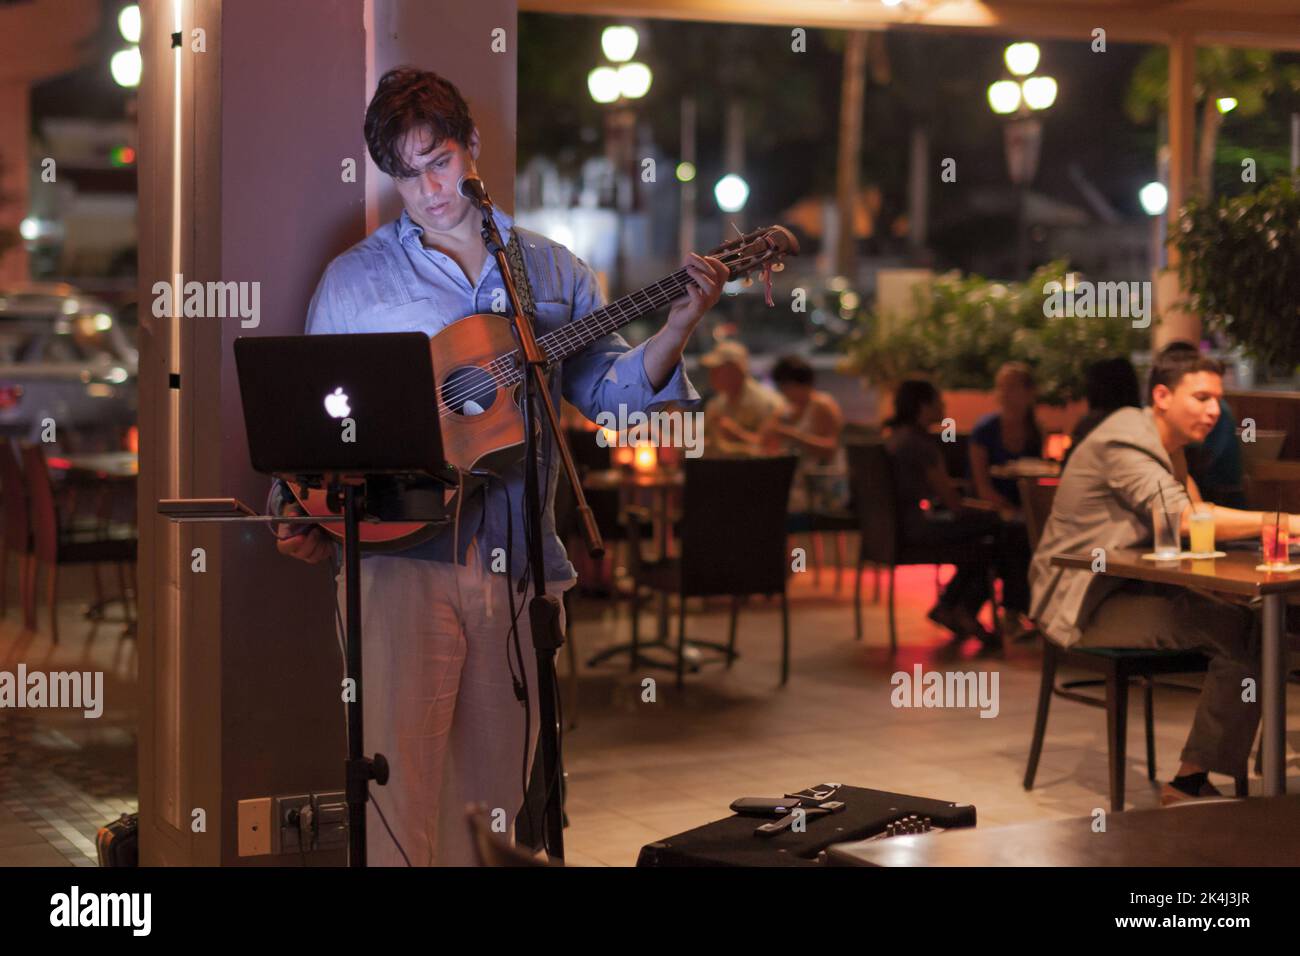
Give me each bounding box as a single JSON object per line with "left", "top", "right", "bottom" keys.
{"left": 1261, "top": 513, "right": 1290, "bottom": 568}
{"left": 1189, "top": 504, "right": 1216, "bottom": 555}
{"left": 1151, "top": 502, "right": 1181, "bottom": 560}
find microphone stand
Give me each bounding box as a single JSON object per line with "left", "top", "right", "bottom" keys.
{"left": 473, "top": 193, "right": 604, "bottom": 863}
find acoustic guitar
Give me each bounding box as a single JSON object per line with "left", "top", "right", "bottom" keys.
{"left": 292, "top": 223, "right": 800, "bottom": 550}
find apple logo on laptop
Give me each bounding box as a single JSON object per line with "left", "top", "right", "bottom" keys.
{"left": 324, "top": 387, "right": 351, "bottom": 418}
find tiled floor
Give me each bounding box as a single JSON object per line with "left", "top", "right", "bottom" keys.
{"left": 2, "top": 558, "right": 1297, "bottom": 867}
{"left": 0, "top": 565, "right": 138, "bottom": 866}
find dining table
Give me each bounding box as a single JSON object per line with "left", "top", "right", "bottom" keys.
{"left": 1051, "top": 546, "right": 1300, "bottom": 796}
{"left": 581, "top": 466, "right": 687, "bottom": 667}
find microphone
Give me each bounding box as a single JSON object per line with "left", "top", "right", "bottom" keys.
{"left": 457, "top": 173, "right": 493, "bottom": 209}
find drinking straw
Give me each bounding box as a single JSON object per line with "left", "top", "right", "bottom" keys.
{"left": 1157, "top": 484, "right": 1172, "bottom": 547}
{"left": 1275, "top": 491, "right": 1283, "bottom": 564}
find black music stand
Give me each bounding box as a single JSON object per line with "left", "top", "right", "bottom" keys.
{"left": 159, "top": 480, "right": 451, "bottom": 867}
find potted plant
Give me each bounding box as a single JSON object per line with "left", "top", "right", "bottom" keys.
{"left": 840, "top": 260, "right": 1148, "bottom": 428}
{"left": 1174, "top": 175, "right": 1300, "bottom": 383}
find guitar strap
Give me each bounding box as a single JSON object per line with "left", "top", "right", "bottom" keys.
{"left": 504, "top": 231, "right": 537, "bottom": 322}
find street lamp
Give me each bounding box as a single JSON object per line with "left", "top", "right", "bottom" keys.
{"left": 714, "top": 173, "right": 749, "bottom": 213}
{"left": 601, "top": 25, "right": 639, "bottom": 63}
{"left": 1139, "top": 181, "right": 1168, "bottom": 216}
{"left": 987, "top": 42, "right": 1057, "bottom": 277}
{"left": 1140, "top": 179, "right": 1169, "bottom": 274}
{"left": 111, "top": 47, "right": 142, "bottom": 88}
{"left": 118, "top": 5, "right": 141, "bottom": 43}
{"left": 588, "top": 25, "right": 653, "bottom": 286}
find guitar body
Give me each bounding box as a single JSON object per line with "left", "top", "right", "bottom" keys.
{"left": 429, "top": 311, "right": 529, "bottom": 475}
{"left": 285, "top": 225, "right": 799, "bottom": 553}
{"left": 289, "top": 313, "right": 529, "bottom": 552}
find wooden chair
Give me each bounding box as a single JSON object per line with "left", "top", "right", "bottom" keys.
{"left": 1017, "top": 478, "right": 1246, "bottom": 810}
{"left": 0, "top": 438, "right": 35, "bottom": 627}
{"left": 22, "top": 443, "right": 136, "bottom": 642}
{"left": 625, "top": 456, "right": 797, "bottom": 689}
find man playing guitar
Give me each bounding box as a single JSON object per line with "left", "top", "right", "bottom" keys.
{"left": 272, "top": 67, "right": 727, "bottom": 865}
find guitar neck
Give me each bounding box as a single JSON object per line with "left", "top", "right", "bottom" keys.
{"left": 533, "top": 267, "right": 695, "bottom": 365}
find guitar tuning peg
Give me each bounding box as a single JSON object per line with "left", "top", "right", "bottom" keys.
{"left": 741, "top": 277, "right": 754, "bottom": 287}
{"left": 771, "top": 262, "right": 785, "bottom": 273}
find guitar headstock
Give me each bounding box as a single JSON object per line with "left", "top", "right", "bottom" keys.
{"left": 706, "top": 224, "right": 800, "bottom": 284}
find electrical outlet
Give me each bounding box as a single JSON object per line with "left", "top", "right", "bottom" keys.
{"left": 237, "top": 797, "right": 273, "bottom": 857}
{"left": 275, "top": 791, "right": 348, "bottom": 854}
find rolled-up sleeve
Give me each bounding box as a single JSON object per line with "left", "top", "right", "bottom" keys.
{"left": 559, "top": 257, "right": 700, "bottom": 421}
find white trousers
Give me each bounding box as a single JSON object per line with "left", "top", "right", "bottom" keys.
{"left": 338, "top": 540, "right": 572, "bottom": 866}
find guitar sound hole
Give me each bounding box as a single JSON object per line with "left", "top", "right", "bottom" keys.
{"left": 442, "top": 366, "right": 498, "bottom": 416}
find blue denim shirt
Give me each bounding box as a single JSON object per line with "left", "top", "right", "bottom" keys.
{"left": 270, "top": 208, "right": 700, "bottom": 582}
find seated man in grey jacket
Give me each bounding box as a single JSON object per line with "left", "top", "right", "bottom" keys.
{"left": 1029, "top": 343, "right": 1300, "bottom": 805}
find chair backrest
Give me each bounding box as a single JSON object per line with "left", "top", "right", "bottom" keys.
{"left": 846, "top": 441, "right": 899, "bottom": 564}
{"left": 1017, "top": 477, "right": 1058, "bottom": 551}
{"left": 20, "top": 443, "right": 60, "bottom": 562}
{"left": 0, "top": 438, "right": 28, "bottom": 553}
{"left": 678, "top": 455, "right": 797, "bottom": 597}
{"left": 937, "top": 432, "right": 970, "bottom": 481}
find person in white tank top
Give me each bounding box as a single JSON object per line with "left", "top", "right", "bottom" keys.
{"left": 759, "top": 355, "right": 847, "bottom": 512}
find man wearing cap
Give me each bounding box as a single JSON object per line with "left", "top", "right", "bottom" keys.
{"left": 700, "top": 340, "right": 787, "bottom": 457}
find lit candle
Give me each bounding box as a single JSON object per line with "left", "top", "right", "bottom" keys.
{"left": 633, "top": 443, "right": 657, "bottom": 472}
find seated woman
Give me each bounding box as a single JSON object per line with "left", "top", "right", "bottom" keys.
{"left": 884, "top": 379, "right": 1001, "bottom": 649}
{"left": 968, "top": 362, "right": 1042, "bottom": 638}
{"left": 759, "top": 355, "right": 847, "bottom": 512}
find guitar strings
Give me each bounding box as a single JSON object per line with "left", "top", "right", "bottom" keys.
{"left": 434, "top": 266, "right": 698, "bottom": 412}
{"left": 437, "top": 241, "right": 759, "bottom": 409}
{"left": 434, "top": 245, "right": 762, "bottom": 415}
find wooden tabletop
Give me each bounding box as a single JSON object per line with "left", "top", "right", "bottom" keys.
{"left": 989, "top": 459, "right": 1061, "bottom": 480}
{"left": 58, "top": 452, "right": 138, "bottom": 479}
{"left": 582, "top": 468, "right": 684, "bottom": 491}
{"left": 826, "top": 795, "right": 1300, "bottom": 866}
{"left": 1051, "top": 547, "right": 1300, "bottom": 597}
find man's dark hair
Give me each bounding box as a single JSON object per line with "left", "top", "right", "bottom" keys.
{"left": 1147, "top": 341, "right": 1224, "bottom": 399}
{"left": 364, "top": 67, "right": 475, "bottom": 178}
{"left": 1085, "top": 356, "right": 1141, "bottom": 412}
{"left": 771, "top": 355, "right": 815, "bottom": 387}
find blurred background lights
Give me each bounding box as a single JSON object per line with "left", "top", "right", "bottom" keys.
{"left": 1004, "top": 41, "right": 1040, "bottom": 77}
{"left": 987, "top": 79, "right": 1021, "bottom": 114}
{"left": 111, "top": 47, "right": 142, "bottom": 88}
{"left": 587, "top": 66, "right": 620, "bottom": 104}
{"left": 601, "top": 25, "right": 639, "bottom": 63}
{"left": 1139, "top": 181, "right": 1169, "bottom": 216}
{"left": 118, "top": 4, "right": 141, "bottom": 43}
{"left": 713, "top": 173, "right": 749, "bottom": 212}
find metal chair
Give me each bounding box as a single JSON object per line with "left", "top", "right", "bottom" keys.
{"left": 625, "top": 456, "right": 797, "bottom": 689}
{"left": 848, "top": 442, "right": 1000, "bottom": 653}
{"left": 22, "top": 443, "right": 136, "bottom": 642}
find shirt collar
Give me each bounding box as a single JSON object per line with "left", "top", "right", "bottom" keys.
{"left": 396, "top": 206, "right": 516, "bottom": 248}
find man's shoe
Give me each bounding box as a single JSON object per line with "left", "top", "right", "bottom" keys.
{"left": 1160, "top": 773, "right": 1224, "bottom": 806}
